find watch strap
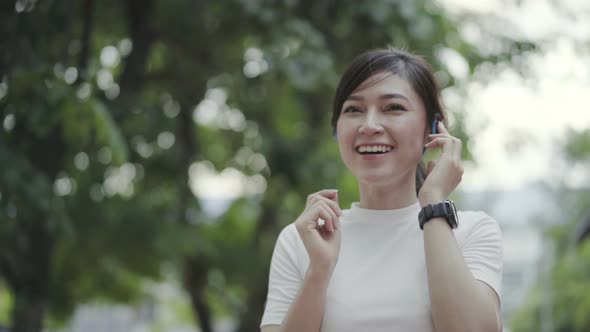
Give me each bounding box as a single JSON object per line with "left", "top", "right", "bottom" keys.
{"left": 419, "top": 200, "right": 458, "bottom": 230}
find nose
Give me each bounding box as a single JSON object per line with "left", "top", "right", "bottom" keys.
{"left": 359, "top": 110, "right": 384, "bottom": 135}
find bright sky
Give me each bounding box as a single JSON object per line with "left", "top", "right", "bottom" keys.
{"left": 437, "top": 0, "right": 590, "bottom": 190}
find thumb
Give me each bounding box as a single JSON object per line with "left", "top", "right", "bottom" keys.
{"left": 426, "top": 160, "right": 437, "bottom": 175}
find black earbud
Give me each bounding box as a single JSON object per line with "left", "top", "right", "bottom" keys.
{"left": 423, "top": 113, "right": 441, "bottom": 154}
{"left": 431, "top": 113, "right": 441, "bottom": 135}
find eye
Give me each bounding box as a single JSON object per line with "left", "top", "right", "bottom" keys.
{"left": 385, "top": 104, "right": 407, "bottom": 112}
{"left": 342, "top": 106, "right": 362, "bottom": 113}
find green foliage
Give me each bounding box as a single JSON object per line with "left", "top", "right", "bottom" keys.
{"left": 511, "top": 231, "right": 590, "bottom": 332}
{"left": 564, "top": 128, "right": 590, "bottom": 162}
{"left": 510, "top": 188, "right": 590, "bottom": 332}
{"left": 0, "top": 0, "right": 540, "bottom": 331}
{"left": 91, "top": 101, "right": 129, "bottom": 165}
{"left": 0, "top": 280, "right": 13, "bottom": 325}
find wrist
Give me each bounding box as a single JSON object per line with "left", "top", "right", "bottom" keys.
{"left": 418, "top": 192, "right": 446, "bottom": 207}
{"left": 305, "top": 266, "right": 334, "bottom": 285}
{"left": 418, "top": 199, "right": 459, "bottom": 230}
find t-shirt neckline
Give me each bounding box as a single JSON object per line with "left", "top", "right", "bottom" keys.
{"left": 346, "top": 201, "right": 421, "bottom": 224}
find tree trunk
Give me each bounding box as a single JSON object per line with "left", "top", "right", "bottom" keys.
{"left": 177, "top": 99, "right": 212, "bottom": 332}
{"left": 8, "top": 218, "right": 52, "bottom": 332}
{"left": 237, "top": 182, "right": 283, "bottom": 332}
{"left": 10, "top": 293, "right": 46, "bottom": 332}
{"left": 77, "top": 0, "right": 95, "bottom": 81}
{"left": 183, "top": 257, "right": 213, "bottom": 332}
{"left": 119, "top": 0, "right": 154, "bottom": 94}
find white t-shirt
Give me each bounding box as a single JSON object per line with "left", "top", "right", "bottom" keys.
{"left": 260, "top": 201, "right": 503, "bottom": 331}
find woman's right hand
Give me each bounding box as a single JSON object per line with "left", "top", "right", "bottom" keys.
{"left": 294, "top": 189, "right": 343, "bottom": 275}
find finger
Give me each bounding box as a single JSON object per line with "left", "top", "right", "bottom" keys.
{"left": 317, "top": 205, "right": 337, "bottom": 232}
{"left": 437, "top": 121, "right": 450, "bottom": 134}
{"left": 424, "top": 137, "right": 453, "bottom": 151}
{"left": 332, "top": 190, "right": 340, "bottom": 205}
{"left": 307, "top": 189, "right": 337, "bottom": 204}
{"left": 426, "top": 160, "right": 437, "bottom": 175}
{"left": 298, "top": 211, "right": 325, "bottom": 230}
{"left": 295, "top": 214, "right": 319, "bottom": 232}
{"left": 315, "top": 189, "right": 339, "bottom": 200}
{"left": 427, "top": 133, "right": 453, "bottom": 138}
{"left": 319, "top": 202, "right": 339, "bottom": 231}
{"left": 428, "top": 134, "right": 462, "bottom": 158}
{"left": 316, "top": 195, "right": 343, "bottom": 216}
{"left": 320, "top": 202, "right": 340, "bottom": 231}
{"left": 308, "top": 190, "right": 341, "bottom": 212}
{"left": 452, "top": 138, "right": 463, "bottom": 162}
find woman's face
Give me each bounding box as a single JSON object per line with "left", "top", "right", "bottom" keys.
{"left": 336, "top": 72, "right": 428, "bottom": 185}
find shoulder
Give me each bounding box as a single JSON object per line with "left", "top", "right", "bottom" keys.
{"left": 270, "top": 223, "right": 307, "bottom": 278}
{"left": 274, "top": 223, "right": 304, "bottom": 252}
{"left": 455, "top": 210, "right": 502, "bottom": 244}
{"left": 278, "top": 222, "right": 300, "bottom": 241}
{"left": 457, "top": 210, "right": 501, "bottom": 230}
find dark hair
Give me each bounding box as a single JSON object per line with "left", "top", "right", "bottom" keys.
{"left": 331, "top": 48, "right": 448, "bottom": 194}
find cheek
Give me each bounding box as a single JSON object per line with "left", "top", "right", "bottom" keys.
{"left": 335, "top": 118, "right": 354, "bottom": 142}
{"left": 335, "top": 117, "right": 345, "bottom": 134}
{"left": 336, "top": 132, "right": 353, "bottom": 160}
{"left": 395, "top": 119, "right": 427, "bottom": 152}
{"left": 335, "top": 120, "right": 356, "bottom": 164}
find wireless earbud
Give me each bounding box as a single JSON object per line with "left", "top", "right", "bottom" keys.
{"left": 423, "top": 113, "right": 441, "bottom": 154}
{"left": 431, "top": 113, "right": 441, "bottom": 135}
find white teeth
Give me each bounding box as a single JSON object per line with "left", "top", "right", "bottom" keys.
{"left": 356, "top": 145, "right": 392, "bottom": 153}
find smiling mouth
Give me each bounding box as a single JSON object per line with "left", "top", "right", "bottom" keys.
{"left": 355, "top": 145, "right": 394, "bottom": 155}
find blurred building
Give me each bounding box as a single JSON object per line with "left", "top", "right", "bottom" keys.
{"left": 460, "top": 182, "right": 562, "bottom": 324}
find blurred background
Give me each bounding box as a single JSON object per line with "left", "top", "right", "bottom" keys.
{"left": 1, "top": 0, "right": 589, "bottom": 331}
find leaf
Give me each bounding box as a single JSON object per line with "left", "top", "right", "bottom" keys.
{"left": 92, "top": 101, "right": 129, "bottom": 165}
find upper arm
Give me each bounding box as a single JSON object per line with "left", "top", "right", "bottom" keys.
{"left": 260, "top": 225, "right": 303, "bottom": 327}
{"left": 478, "top": 281, "right": 502, "bottom": 331}
{"left": 461, "top": 213, "right": 503, "bottom": 300}
{"left": 462, "top": 213, "right": 503, "bottom": 331}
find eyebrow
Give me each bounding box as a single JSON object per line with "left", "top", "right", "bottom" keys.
{"left": 346, "top": 93, "right": 409, "bottom": 101}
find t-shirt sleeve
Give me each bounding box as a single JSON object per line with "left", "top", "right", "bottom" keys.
{"left": 260, "top": 224, "right": 304, "bottom": 327}
{"left": 460, "top": 212, "right": 503, "bottom": 301}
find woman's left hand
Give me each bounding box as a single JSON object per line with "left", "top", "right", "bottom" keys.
{"left": 418, "top": 121, "right": 464, "bottom": 207}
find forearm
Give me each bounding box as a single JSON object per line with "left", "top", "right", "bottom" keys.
{"left": 281, "top": 268, "right": 331, "bottom": 332}
{"left": 423, "top": 218, "right": 500, "bottom": 332}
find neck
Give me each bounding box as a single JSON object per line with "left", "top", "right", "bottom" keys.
{"left": 358, "top": 173, "right": 418, "bottom": 210}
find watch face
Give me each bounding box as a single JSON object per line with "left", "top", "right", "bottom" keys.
{"left": 445, "top": 200, "right": 458, "bottom": 227}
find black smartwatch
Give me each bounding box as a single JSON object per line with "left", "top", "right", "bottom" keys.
{"left": 418, "top": 200, "right": 459, "bottom": 230}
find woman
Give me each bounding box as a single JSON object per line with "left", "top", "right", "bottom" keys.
{"left": 260, "top": 49, "right": 503, "bottom": 332}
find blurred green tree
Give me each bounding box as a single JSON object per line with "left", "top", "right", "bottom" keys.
{"left": 0, "top": 1, "right": 536, "bottom": 331}
{"left": 510, "top": 128, "right": 590, "bottom": 332}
